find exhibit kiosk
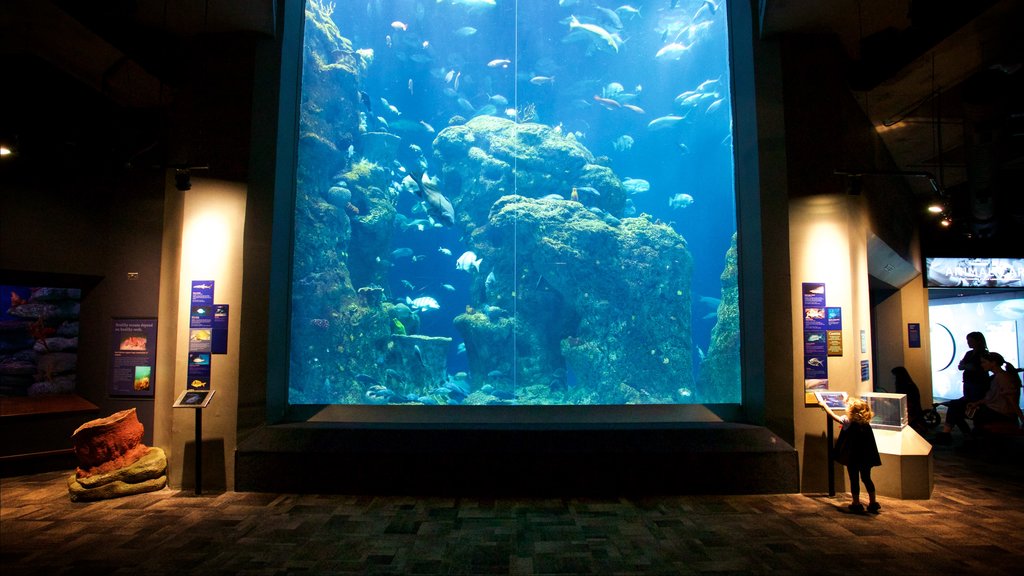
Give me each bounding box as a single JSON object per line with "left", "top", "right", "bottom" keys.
{"left": 816, "top": 391, "right": 932, "bottom": 499}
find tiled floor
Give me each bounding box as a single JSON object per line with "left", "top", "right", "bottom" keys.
{"left": 2, "top": 434, "right": 1023, "bottom": 575}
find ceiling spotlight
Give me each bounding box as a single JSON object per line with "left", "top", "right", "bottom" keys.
{"left": 927, "top": 203, "right": 944, "bottom": 214}
{"left": 940, "top": 217, "right": 952, "bottom": 227}
{"left": 0, "top": 145, "right": 13, "bottom": 157}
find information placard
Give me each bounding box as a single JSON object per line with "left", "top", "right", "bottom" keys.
{"left": 802, "top": 283, "right": 828, "bottom": 395}
{"left": 908, "top": 323, "right": 921, "bottom": 348}
{"left": 110, "top": 318, "right": 157, "bottom": 397}
{"left": 173, "top": 388, "right": 216, "bottom": 409}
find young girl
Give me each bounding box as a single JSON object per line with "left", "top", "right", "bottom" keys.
{"left": 823, "top": 397, "right": 882, "bottom": 513}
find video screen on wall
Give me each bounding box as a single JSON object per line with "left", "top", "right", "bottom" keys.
{"left": 286, "top": 0, "right": 741, "bottom": 406}
{"left": 926, "top": 257, "right": 1024, "bottom": 288}
{"left": 929, "top": 292, "right": 1024, "bottom": 401}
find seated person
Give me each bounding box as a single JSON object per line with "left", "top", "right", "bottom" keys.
{"left": 891, "top": 367, "right": 924, "bottom": 432}
{"left": 968, "top": 352, "right": 1023, "bottom": 433}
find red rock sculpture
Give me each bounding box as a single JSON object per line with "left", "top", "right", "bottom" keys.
{"left": 71, "top": 408, "right": 149, "bottom": 478}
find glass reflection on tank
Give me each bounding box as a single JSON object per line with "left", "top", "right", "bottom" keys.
{"left": 288, "top": 0, "right": 741, "bottom": 406}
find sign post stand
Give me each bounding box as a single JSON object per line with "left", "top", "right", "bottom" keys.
{"left": 172, "top": 389, "right": 216, "bottom": 495}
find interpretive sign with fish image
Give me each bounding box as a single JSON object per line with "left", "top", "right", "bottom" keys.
{"left": 802, "top": 283, "right": 828, "bottom": 397}
{"left": 826, "top": 307, "right": 842, "bottom": 357}
{"left": 187, "top": 353, "right": 211, "bottom": 391}
{"left": 188, "top": 280, "right": 214, "bottom": 389}
{"left": 189, "top": 282, "right": 214, "bottom": 353}
{"left": 110, "top": 318, "right": 157, "bottom": 397}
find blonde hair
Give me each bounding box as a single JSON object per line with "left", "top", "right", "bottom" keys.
{"left": 846, "top": 398, "right": 874, "bottom": 425}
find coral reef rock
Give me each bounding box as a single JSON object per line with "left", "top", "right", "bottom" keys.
{"left": 699, "top": 233, "right": 741, "bottom": 403}
{"left": 434, "top": 116, "right": 627, "bottom": 233}
{"left": 289, "top": 0, "right": 398, "bottom": 402}
{"left": 382, "top": 334, "right": 453, "bottom": 400}
{"left": 460, "top": 195, "right": 694, "bottom": 403}
{"left": 68, "top": 447, "right": 168, "bottom": 502}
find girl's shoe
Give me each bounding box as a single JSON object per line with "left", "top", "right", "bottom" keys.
{"left": 848, "top": 503, "right": 865, "bottom": 513}
{"left": 867, "top": 502, "right": 881, "bottom": 514}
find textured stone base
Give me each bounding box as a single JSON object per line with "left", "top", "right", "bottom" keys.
{"left": 67, "top": 447, "right": 168, "bottom": 502}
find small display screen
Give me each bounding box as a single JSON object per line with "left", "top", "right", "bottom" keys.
{"left": 181, "top": 391, "right": 207, "bottom": 405}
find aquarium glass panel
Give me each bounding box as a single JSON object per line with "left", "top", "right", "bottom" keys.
{"left": 288, "top": 0, "right": 741, "bottom": 406}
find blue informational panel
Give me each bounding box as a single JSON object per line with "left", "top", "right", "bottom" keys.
{"left": 110, "top": 318, "right": 158, "bottom": 397}
{"left": 188, "top": 280, "right": 215, "bottom": 389}
{"left": 908, "top": 323, "right": 921, "bottom": 348}
{"left": 187, "top": 352, "right": 211, "bottom": 390}
{"left": 802, "top": 283, "right": 828, "bottom": 390}
{"left": 212, "top": 304, "right": 229, "bottom": 354}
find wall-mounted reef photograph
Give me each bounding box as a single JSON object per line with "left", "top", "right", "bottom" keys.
{"left": 287, "top": 0, "right": 741, "bottom": 406}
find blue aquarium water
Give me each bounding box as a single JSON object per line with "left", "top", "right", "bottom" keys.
{"left": 288, "top": 0, "right": 741, "bottom": 406}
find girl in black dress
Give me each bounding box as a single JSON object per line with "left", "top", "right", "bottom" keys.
{"left": 823, "top": 397, "right": 882, "bottom": 513}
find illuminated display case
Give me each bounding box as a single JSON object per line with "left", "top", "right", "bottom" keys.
{"left": 862, "top": 392, "right": 908, "bottom": 430}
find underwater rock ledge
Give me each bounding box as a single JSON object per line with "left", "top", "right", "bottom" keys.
{"left": 456, "top": 195, "right": 694, "bottom": 404}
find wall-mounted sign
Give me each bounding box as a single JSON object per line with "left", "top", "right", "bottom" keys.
{"left": 826, "top": 307, "right": 842, "bottom": 330}
{"left": 188, "top": 280, "right": 215, "bottom": 387}
{"left": 802, "top": 283, "right": 828, "bottom": 395}
{"left": 908, "top": 323, "right": 921, "bottom": 348}
{"left": 191, "top": 280, "right": 215, "bottom": 306}
{"left": 827, "top": 330, "right": 843, "bottom": 356}
{"left": 212, "top": 304, "right": 229, "bottom": 354}
{"left": 187, "top": 352, "right": 211, "bottom": 391}
{"left": 861, "top": 360, "right": 870, "bottom": 382}
{"left": 110, "top": 318, "right": 158, "bottom": 397}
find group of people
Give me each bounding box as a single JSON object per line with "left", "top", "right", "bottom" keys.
{"left": 819, "top": 330, "right": 1023, "bottom": 514}
{"left": 935, "top": 331, "right": 1024, "bottom": 443}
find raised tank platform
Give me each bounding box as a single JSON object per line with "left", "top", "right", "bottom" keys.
{"left": 235, "top": 422, "right": 799, "bottom": 495}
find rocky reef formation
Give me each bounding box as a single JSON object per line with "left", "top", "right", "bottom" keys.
{"left": 68, "top": 409, "right": 166, "bottom": 501}
{"left": 68, "top": 447, "right": 168, "bottom": 502}
{"left": 434, "top": 116, "right": 627, "bottom": 230}
{"left": 700, "top": 233, "right": 741, "bottom": 403}
{"left": 1, "top": 287, "right": 80, "bottom": 396}
{"left": 289, "top": 1, "right": 407, "bottom": 403}
{"left": 428, "top": 116, "right": 696, "bottom": 403}
{"left": 455, "top": 196, "right": 694, "bottom": 404}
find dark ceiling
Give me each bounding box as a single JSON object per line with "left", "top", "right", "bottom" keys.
{"left": 1, "top": 0, "right": 1021, "bottom": 246}
{"left": 762, "top": 0, "right": 1024, "bottom": 246}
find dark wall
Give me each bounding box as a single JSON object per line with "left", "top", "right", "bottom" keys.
{"left": 0, "top": 30, "right": 258, "bottom": 457}
{"left": 0, "top": 167, "right": 165, "bottom": 446}
{"left": 779, "top": 35, "right": 919, "bottom": 261}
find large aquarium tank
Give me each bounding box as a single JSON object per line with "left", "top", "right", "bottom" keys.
{"left": 286, "top": 0, "right": 741, "bottom": 406}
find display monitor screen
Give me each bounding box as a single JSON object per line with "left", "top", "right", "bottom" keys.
{"left": 285, "top": 0, "right": 742, "bottom": 406}
{"left": 926, "top": 257, "right": 1024, "bottom": 288}
{"left": 929, "top": 292, "right": 1024, "bottom": 401}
